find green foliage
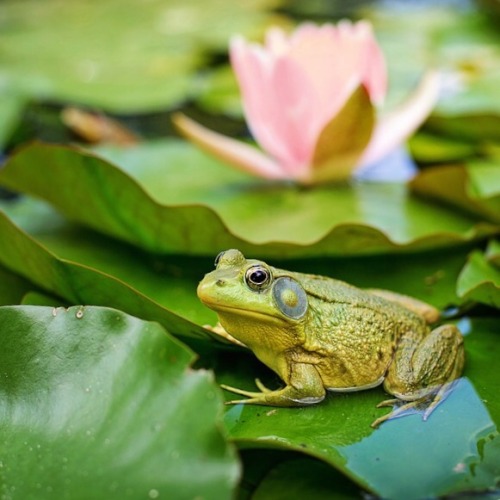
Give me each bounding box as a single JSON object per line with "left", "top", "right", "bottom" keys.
{"left": 0, "top": 0, "right": 287, "bottom": 113}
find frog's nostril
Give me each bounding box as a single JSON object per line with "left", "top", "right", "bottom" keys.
{"left": 216, "top": 279, "right": 226, "bottom": 286}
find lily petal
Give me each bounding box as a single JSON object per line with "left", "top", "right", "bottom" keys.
{"left": 172, "top": 113, "right": 286, "bottom": 179}
{"left": 310, "top": 85, "right": 375, "bottom": 184}
{"left": 358, "top": 70, "right": 442, "bottom": 168}
{"left": 230, "top": 37, "right": 321, "bottom": 175}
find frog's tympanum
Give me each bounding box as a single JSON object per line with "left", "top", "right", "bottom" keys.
{"left": 198, "top": 249, "right": 465, "bottom": 427}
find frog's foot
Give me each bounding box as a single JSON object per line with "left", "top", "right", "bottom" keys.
{"left": 376, "top": 398, "right": 399, "bottom": 409}
{"left": 372, "top": 380, "right": 458, "bottom": 428}
{"left": 376, "top": 324, "right": 465, "bottom": 428}
{"left": 254, "top": 378, "right": 273, "bottom": 393}
{"left": 220, "top": 379, "right": 274, "bottom": 399}
{"left": 220, "top": 383, "right": 269, "bottom": 404}
{"left": 221, "top": 363, "right": 326, "bottom": 406}
{"left": 220, "top": 382, "right": 325, "bottom": 406}
{"left": 422, "top": 379, "right": 458, "bottom": 421}
{"left": 371, "top": 399, "right": 423, "bottom": 428}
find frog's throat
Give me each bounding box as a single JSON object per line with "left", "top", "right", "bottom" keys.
{"left": 202, "top": 301, "right": 291, "bottom": 324}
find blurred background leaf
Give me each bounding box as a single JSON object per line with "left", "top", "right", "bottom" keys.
{"left": 1, "top": 143, "right": 497, "bottom": 258}
{"left": 0, "top": 0, "right": 288, "bottom": 113}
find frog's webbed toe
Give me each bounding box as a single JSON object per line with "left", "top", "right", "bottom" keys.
{"left": 372, "top": 379, "right": 459, "bottom": 428}
{"left": 371, "top": 399, "right": 423, "bottom": 428}
{"left": 254, "top": 378, "right": 273, "bottom": 393}
{"left": 220, "top": 383, "right": 265, "bottom": 402}
{"left": 220, "top": 370, "right": 326, "bottom": 407}
{"left": 376, "top": 398, "right": 399, "bottom": 409}
{"left": 374, "top": 324, "right": 464, "bottom": 428}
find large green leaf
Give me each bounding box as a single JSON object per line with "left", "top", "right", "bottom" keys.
{"left": 0, "top": 142, "right": 495, "bottom": 258}
{"left": 219, "top": 318, "right": 499, "bottom": 498}
{"left": 0, "top": 0, "right": 286, "bottom": 113}
{"left": 0, "top": 305, "right": 239, "bottom": 499}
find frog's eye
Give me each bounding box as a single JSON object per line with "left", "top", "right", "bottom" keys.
{"left": 273, "top": 277, "right": 308, "bottom": 319}
{"left": 214, "top": 251, "right": 226, "bottom": 268}
{"left": 245, "top": 265, "right": 271, "bottom": 291}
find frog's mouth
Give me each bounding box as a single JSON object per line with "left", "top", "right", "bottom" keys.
{"left": 201, "top": 300, "right": 286, "bottom": 324}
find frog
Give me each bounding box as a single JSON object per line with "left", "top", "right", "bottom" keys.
{"left": 197, "top": 249, "right": 465, "bottom": 427}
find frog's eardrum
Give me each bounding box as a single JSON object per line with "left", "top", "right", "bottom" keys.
{"left": 273, "top": 277, "right": 308, "bottom": 319}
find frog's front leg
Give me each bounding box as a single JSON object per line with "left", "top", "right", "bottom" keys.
{"left": 373, "top": 324, "right": 464, "bottom": 427}
{"left": 203, "top": 322, "right": 248, "bottom": 348}
{"left": 221, "top": 362, "right": 326, "bottom": 406}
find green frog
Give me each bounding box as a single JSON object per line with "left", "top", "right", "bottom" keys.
{"left": 198, "top": 249, "right": 464, "bottom": 427}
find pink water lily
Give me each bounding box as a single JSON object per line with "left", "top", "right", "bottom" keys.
{"left": 174, "top": 21, "right": 441, "bottom": 185}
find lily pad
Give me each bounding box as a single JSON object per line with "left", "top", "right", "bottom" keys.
{"left": 0, "top": 0, "right": 287, "bottom": 113}
{"left": 0, "top": 305, "right": 239, "bottom": 499}
{"left": 0, "top": 142, "right": 496, "bottom": 258}
{"left": 457, "top": 241, "right": 500, "bottom": 308}
{"left": 219, "top": 318, "right": 499, "bottom": 498}
{"left": 486, "top": 238, "right": 500, "bottom": 267}
{"left": 0, "top": 84, "right": 26, "bottom": 148}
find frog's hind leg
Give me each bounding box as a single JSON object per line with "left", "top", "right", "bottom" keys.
{"left": 374, "top": 324, "right": 464, "bottom": 428}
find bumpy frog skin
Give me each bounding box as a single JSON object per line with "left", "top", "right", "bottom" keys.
{"left": 197, "top": 249, "right": 465, "bottom": 427}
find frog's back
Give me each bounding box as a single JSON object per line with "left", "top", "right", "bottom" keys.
{"left": 287, "top": 270, "right": 409, "bottom": 314}
{"left": 285, "top": 270, "right": 427, "bottom": 390}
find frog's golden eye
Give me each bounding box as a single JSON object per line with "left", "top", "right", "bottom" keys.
{"left": 245, "top": 265, "right": 271, "bottom": 291}
{"left": 214, "top": 251, "right": 226, "bottom": 268}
